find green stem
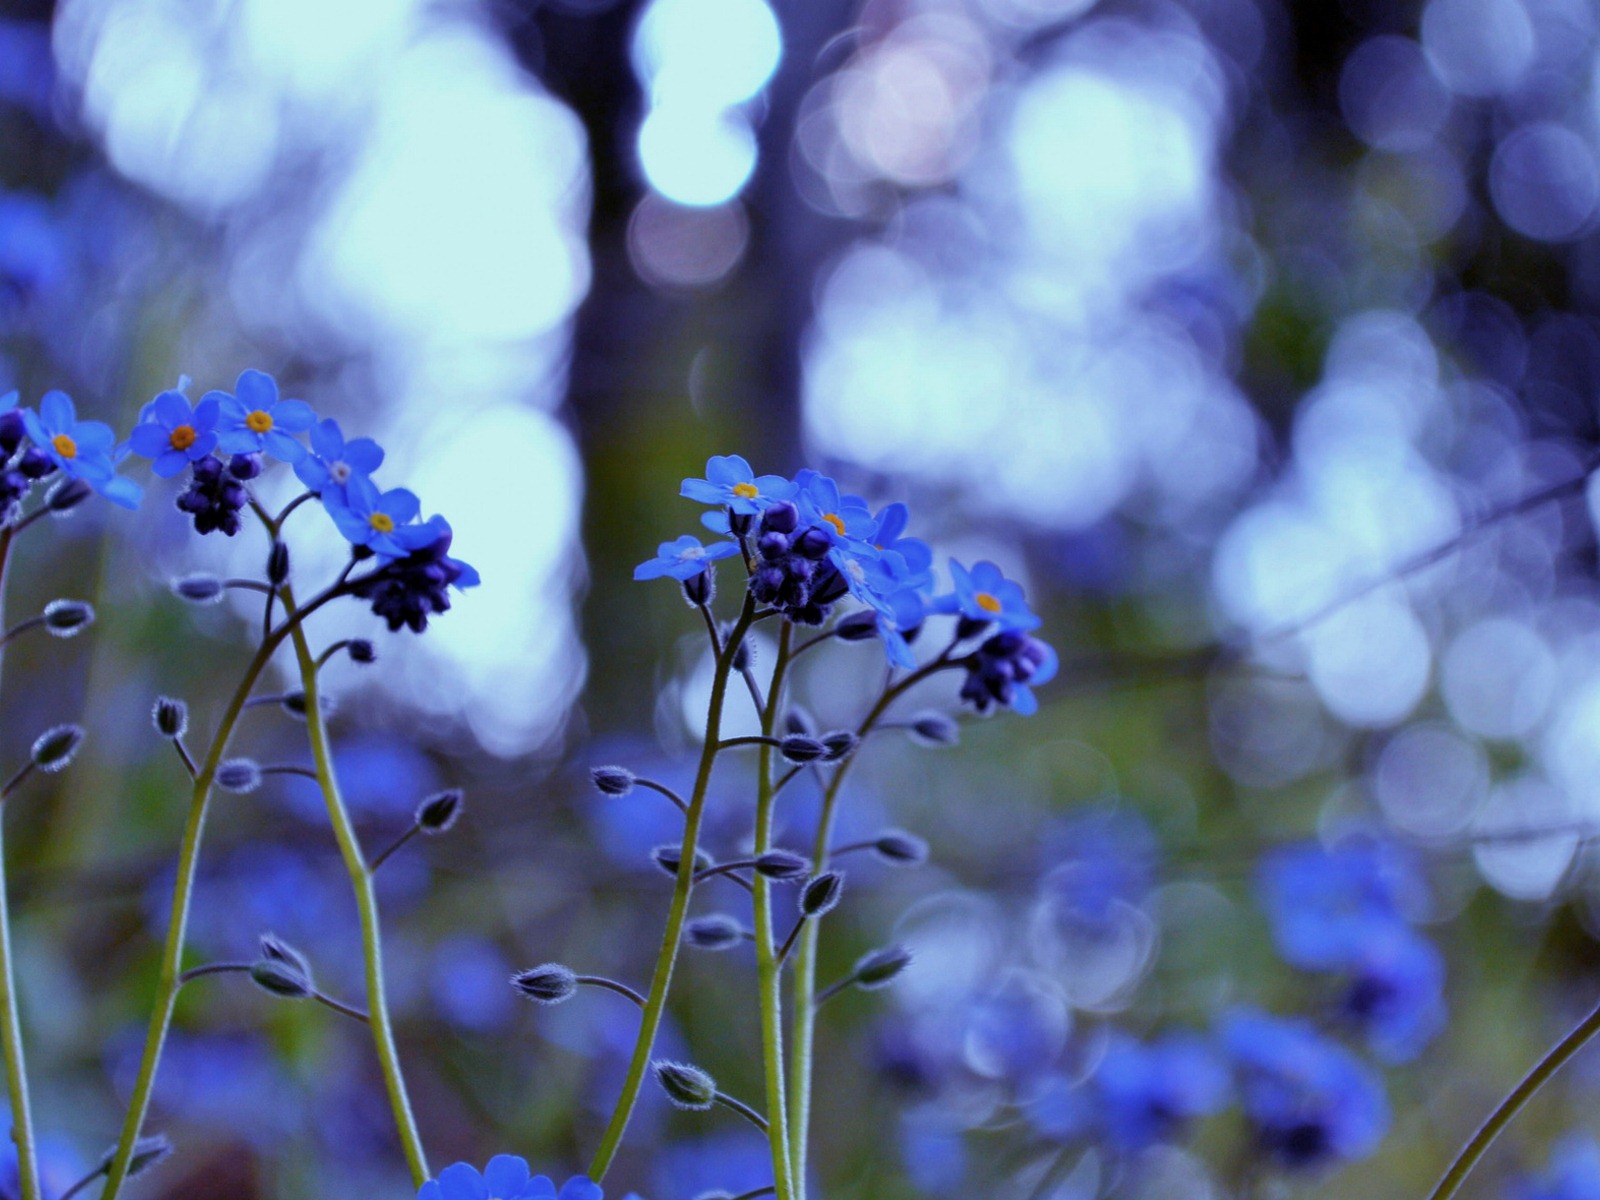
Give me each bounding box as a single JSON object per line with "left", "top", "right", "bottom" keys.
{"left": 588, "top": 597, "right": 757, "bottom": 1181}
{"left": 1425, "top": 997, "right": 1600, "bottom": 1200}
{"left": 754, "top": 623, "right": 795, "bottom": 1200}
{"left": 102, "top": 629, "right": 285, "bottom": 1198}
{"left": 0, "top": 527, "right": 38, "bottom": 1200}
{"left": 787, "top": 655, "right": 954, "bottom": 1191}
{"left": 286, "top": 602, "right": 429, "bottom": 1186}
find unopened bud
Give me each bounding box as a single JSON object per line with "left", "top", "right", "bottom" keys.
{"left": 258, "top": 934, "right": 312, "bottom": 978}
{"left": 266, "top": 541, "right": 290, "bottom": 586}
{"left": 416, "top": 788, "right": 464, "bottom": 834}
{"left": 46, "top": 478, "right": 91, "bottom": 511}
{"left": 820, "top": 730, "right": 858, "bottom": 761}
{"left": 874, "top": 831, "right": 929, "bottom": 865}
{"left": 42, "top": 599, "right": 94, "bottom": 637}
{"left": 784, "top": 707, "right": 816, "bottom": 736}
{"left": 909, "top": 711, "right": 959, "bottom": 748}
{"left": 512, "top": 963, "right": 577, "bottom": 1005}
{"left": 653, "top": 845, "right": 714, "bottom": 877}
{"left": 754, "top": 850, "right": 810, "bottom": 881}
{"left": 654, "top": 1060, "right": 717, "bottom": 1110}
{"left": 779, "top": 734, "right": 828, "bottom": 765}
{"left": 591, "top": 765, "right": 636, "bottom": 796}
{"left": 94, "top": 1133, "right": 173, "bottom": 1181}
{"left": 215, "top": 758, "right": 262, "bottom": 794}
{"left": 226, "top": 453, "right": 263, "bottom": 480}
{"left": 854, "top": 944, "right": 913, "bottom": 989}
{"left": 152, "top": 697, "right": 189, "bottom": 738}
{"left": 685, "top": 915, "right": 746, "bottom": 950}
{"left": 249, "top": 957, "right": 312, "bottom": 1000}
{"left": 800, "top": 871, "right": 844, "bottom": 918}
{"left": 31, "top": 724, "right": 84, "bottom": 772}
{"left": 834, "top": 610, "right": 879, "bottom": 641}
{"left": 681, "top": 567, "right": 714, "bottom": 608}
{"left": 347, "top": 639, "right": 376, "bottom": 664}
{"left": 173, "top": 575, "right": 225, "bottom": 604}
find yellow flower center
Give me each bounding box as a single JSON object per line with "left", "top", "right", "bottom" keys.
{"left": 169, "top": 424, "right": 197, "bottom": 451}
{"left": 51, "top": 433, "right": 76, "bottom": 459}
{"left": 822, "top": 513, "right": 846, "bottom": 536}
{"left": 976, "top": 591, "right": 1003, "bottom": 614}
{"left": 246, "top": 410, "right": 274, "bottom": 433}
{"left": 732, "top": 481, "right": 760, "bottom": 499}
{"left": 369, "top": 512, "right": 395, "bottom": 534}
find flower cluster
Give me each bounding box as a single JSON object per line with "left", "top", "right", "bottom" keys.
{"left": 1258, "top": 834, "right": 1445, "bottom": 1061}
{"left": 417, "top": 1157, "right": 629, "bottom": 1200}
{"left": 0, "top": 389, "right": 142, "bottom": 515}
{"left": 636, "top": 454, "right": 1056, "bottom": 714}
{"left": 123, "top": 370, "right": 478, "bottom": 632}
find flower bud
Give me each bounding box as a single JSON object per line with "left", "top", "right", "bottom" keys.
{"left": 152, "top": 697, "right": 189, "bottom": 738}
{"left": 279, "top": 691, "right": 309, "bottom": 719}
{"left": 834, "top": 611, "right": 879, "bottom": 641}
{"left": 347, "top": 639, "right": 376, "bottom": 664}
{"left": 31, "top": 724, "right": 84, "bottom": 772}
{"left": 16, "top": 448, "right": 53, "bottom": 480}
{"left": 249, "top": 957, "right": 313, "bottom": 1000}
{"left": 727, "top": 509, "right": 755, "bottom": 537}
{"left": 416, "top": 788, "right": 464, "bottom": 834}
{"left": 681, "top": 568, "right": 714, "bottom": 608}
{"left": 226, "top": 452, "right": 263, "bottom": 480}
{"left": 729, "top": 632, "right": 752, "bottom": 673}
{"left": 754, "top": 850, "right": 810, "bottom": 881}
{"left": 652, "top": 845, "right": 714, "bottom": 876}
{"left": 799, "top": 871, "right": 844, "bottom": 918}
{"left": 42, "top": 599, "right": 94, "bottom": 637}
{"left": 685, "top": 915, "right": 745, "bottom": 950}
{"left": 783, "top": 707, "right": 815, "bottom": 737}
{"left": 591, "top": 765, "right": 636, "bottom": 796}
{"left": 266, "top": 541, "right": 290, "bottom": 586}
{"left": 760, "top": 501, "right": 799, "bottom": 535}
{"left": 955, "top": 614, "right": 991, "bottom": 642}
{"left": 654, "top": 1060, "right": 717, "bottom": 1110}
{"left": 909, "top": 711, "right": 959, "bottom": 748}
{"left": 258, "top": 934, "right": 312, "bottom": 978}
{"left": 46, "top": 478, "right": 91, "bottom": 511}
{"left": 779, "top": 734, "right": 828, "bottom": 765}
{"left": 794, "top": 527, "right": 832, "bottom": 560}
{"left": 820, "top": 730, "right": 858, "bottom": 761}
{"left": 0, "top": 410, "right": 22, "bottom": 458}
{"left": 215, "top": 758, "right": 262, "bottom": 794}
{"left": 853, "top": 944, "right": 913, "bottom": 989}
{"left": 512, "top": 963, "right": 577, "bottom": 1005}
{"left": 94, "top": 1133, "right": 174, "bottom": 1180}
{"left": 874, "top": 830, "right": 929, "bottom": 865}
{"left": 173, "top": 575, "right": 225, "bottom": 604}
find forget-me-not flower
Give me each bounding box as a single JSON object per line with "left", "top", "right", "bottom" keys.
{"left": 294, "top": 417, "right": 383, "bottom": 498}
{"left": 211, "top": 369, "right": 315, "bottom": 463}
{"left": 324, "top": 474, "right": 421, "bottom": 558}
{"left": 634, "top": 534, "right": 740, "bottom": 582}
{"left": 127, "top": 383, "right": 219, "bottom": 478}
{"left": 681, "top": 454, "right": 795, "bottom": 514}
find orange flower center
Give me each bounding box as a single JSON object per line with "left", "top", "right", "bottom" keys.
{"left": 245, "top": 410, "right": 274, "bottom": 433}
{"left": 976, "top": 592, "right": 1003, "bottom": 614}
{"left": 169, "top": 424, "right": 197, "bottom": 451}
{"left": 51, "top": 433, "right": 76, "bottom": 459}
{"left": 732, "top": 482, "right": 760, "bottom": 499}
{"left": 369, "top": 512, "right": 395, "bottom": 534}
{"left": 822, "top": 513, "right": 846, "bottom": 536}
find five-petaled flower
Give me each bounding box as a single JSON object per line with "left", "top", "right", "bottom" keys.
{"left": 211, "top": 369, "right": 315, "bottom": 463}
{"left": 324, "top": 474, "right": 422, "bottom": 558}
{"left": 680, "top": 453, "right": 796, "bottom": 515}
{"left": 416, "top": 1156, "right": 602, "bottom": 1200}
{"left": 634, "top": 534, "right": 740, "bottom": 582}
{"left": 127, "top": 384, "right": 220, "bottom": 478}
{"left": 943, "top": 559, "right": 1041, "bottom": 632}
{"left": 21, "top": 390, "right": 142, "bottom": 508}
{"left": 294, "top": 417, "right": 383, "bottom": 499}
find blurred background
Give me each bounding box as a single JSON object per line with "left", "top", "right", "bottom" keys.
{"left": 6, "top": 0, "right": 1600, "bottom": 1195}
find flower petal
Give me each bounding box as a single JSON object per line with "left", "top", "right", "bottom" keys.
{"left": 39, "top": 390, "right": 73, "bottom": 430}
{"left": 343, "top": 436, "right": 384, "bottom": 473}
{"left": 262, "top": 429, "right": 307, "bottom": 463}
{"left": 481, "top": 1155, "right": 530, "bottom": 1197}
{"left": 234, "top": 369, "right": 278, "bottom": 412}
{"left": 150, "top": 390, "right": 190, "bottom": 427}
{"left": 271, "top": 398, "right": 316, "bottom": 431}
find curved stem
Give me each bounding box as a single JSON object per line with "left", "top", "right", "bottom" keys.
{"left": 588, "top": 596, "right": 757, "bottom": 1181}
{"left": 1425, "top": 997, "right": 1600, "bottom": 1200}
{"left": 754, "top": 622, "right": 796, "bottom": 1200}
{"left": 716, "top": 1090, "right": 771, "bottom": 1134}
{"left": 287, "top": 602, "right": 429, "bottom": 1185}
{"left": 787, "top": 652, "right": 957, "bottom": 1192}
{"left": 575, "top": 976, "right": 647, "bottom": 1008}
{"left": 0, "top": 528, "right": 37, "bottom": 1200}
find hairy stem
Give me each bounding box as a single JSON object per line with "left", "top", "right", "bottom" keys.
{"left": 588, "top": 597, "right": 757, "bottom": 1181}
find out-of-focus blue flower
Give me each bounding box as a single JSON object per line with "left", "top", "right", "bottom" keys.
{"left": 653, "top": 1133, "right": 771, "bottom": 1200}
{"left": 1038, "top": 807, "right": 1158, "bottom": 929}
{"left": 324, "top": 473, "right": 421, "bottom": 558}
{"left": 417, "top": 1157, "right": 601, "bottom": 1200}
{"left": 212, "top": 369, "right": 315, "bottom": 462}
{"left": 1257, "top": 837, "right": 1423, "bottom": 971}
{"left": 900, "top": 1116, "right": 968, "bottom": 1195}
{"left": 962, "top": 976, "right": 1069, "bottom": 1085}
{"left": 1222, "top": 1007, "right": 1388, "bottom": 1170}
{"left": 1342, "top": 925, "right": 1446, "bottom": 1063}
{"left": 295, "top": 417, "right": 383, "bottom": 498}
{"left": 431, "top": 936, "right": 516, "bottom": 1033}
{"left": 680, "top": 454, "right": 795, "bottom": 514}
{"left": 1512, "top": 1134, "right": 1600, "bottom": 1200}
{"left": 634, "top": 534, "right": 740, "bottom": 581}
{"left": 1092, "top": 1031, "right": 1229, "bottom": 1150}
{"left": 0, "top": 192, "right": 67, "bottom": 319}
{"left": 959, "top": 630, "right": 1057, "bottom": 715}
{"left": 941, "top": 559, "right": 1041, "bottom": 633}
{"left": 350, "top": 514, "right": 479, "bottom": 632}
{"left": 126, "top": 382, "right": 218, "bottom": 477}
{"left": 793, "top": 468, "right": 877, "bottom": 543}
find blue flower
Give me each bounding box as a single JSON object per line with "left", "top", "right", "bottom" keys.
{"left": 958, "top": 630, "right": 1057, "bottom": 715}
{"left": 1340, "top": 924, "right": 1446, "bottom": 1063}
{"left": 417, "top": 1156, "right": 602, "bottom": 1200}
{"left": 324, "top": 474, "right": 421, "bottom": 558}
{"left": 350, "top": 515, "right": 479, "bottom": 633}
{"left": 1092, "top": 1031, "right": 1229, "bottom": 1150}
{"left": 294, "top": 417, "right": 383, "bottom": 498}
{"left": 943, "top": 559, "right": 1041, "bottom": 633}
{"left": 1513, "top": 1134, "right": 1600, "bottom": 1200}
{"left": 871, "top": 501, "right": 933, "bottom": 583}
{"left": 793, "top": 468, "right": 877, "bottom": 544}
{"left": 634, "top": 534, "right": 740, "bottom": 581}
{"left": 1037, "top": 807, "right": 1157, "bottom": 929}
{"left": 680, "top": 454, "right": 796, "bottom": 514}
{"left": 211, "top": 369, "right": 315, "bottom": 463}
{"left": 126, "top": 382, "right": 219, "bottom": 478}
{"left": 1222, "top": 1007, "right": 1389, "bottom": 1170}
{"left": 21, "top": 389, "right": 115, "bottom": 482}
{"left": 1257, "top": 837, "right": 1423, "bottom": 972}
